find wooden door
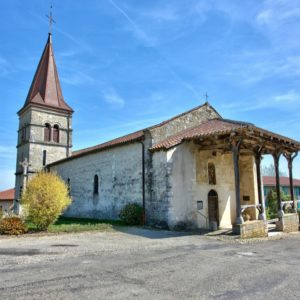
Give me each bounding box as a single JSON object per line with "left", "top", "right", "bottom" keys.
{"left": 208, "top": 190, "right": 219, "bottom": 226}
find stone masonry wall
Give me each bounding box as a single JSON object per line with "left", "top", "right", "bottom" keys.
{"left": 149, "top": 104, "right": 220, "bottom": 144}
{"left": 276, "top": 213, "right": 299, "bottom": 232}
{"left": 15, "top": 106, "right": 72, "bottom": 204}
{"left": 146, "top": 150, "right": 169, "bottom": 227}
{"left": 50, "top": 143, "right": 143, "bottom": 219}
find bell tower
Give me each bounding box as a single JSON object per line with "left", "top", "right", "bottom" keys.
{"left": 15, "top": 33, "right": 73, "bottom": 209}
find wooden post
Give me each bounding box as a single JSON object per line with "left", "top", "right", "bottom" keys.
{"left": 254, "top": 147, "right": 266, "bottom": 220}
{"left": 284, "top": 152, "right": 298, "bottom": 212}
{"left": 272, "top": 151, "right": 284, "bottom": 219}
{"left": 232, "top": 139, "right": 243, "bottom": 224}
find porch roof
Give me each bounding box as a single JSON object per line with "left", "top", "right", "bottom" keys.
{"left": 150, "top": 118, "right": 300, "bottom": 153}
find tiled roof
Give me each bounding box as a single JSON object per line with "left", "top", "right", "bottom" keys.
{"left": 0, "top": 188, "right": 15, "bottom": 201}
{"left": 150, "top": 119, "right": 250, "bottom": 151}
{"left": 72, "top": 130, "right": 145, "bottom": 158}
{"left": 263, "top": 176, "right": 300, "bottom": 187}
{"left": 19, "top": 34, "right": 73, "bottom": 114}
{"left": 48, "top": 103, "right": 212, "bottom": 166}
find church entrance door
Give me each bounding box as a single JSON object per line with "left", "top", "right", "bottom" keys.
{"left": 208, "top": 190, "right": 219, "bottom": 228}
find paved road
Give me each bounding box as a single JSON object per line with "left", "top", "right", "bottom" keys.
{"left": 0, "top": 228, "right": 300, "bottom": 300}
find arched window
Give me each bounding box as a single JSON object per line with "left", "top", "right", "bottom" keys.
{"left": 53, "top": 124, "right": 60, "bottom": 143}
{"left": 93, "top": 175, "right": 99, "bottom": 195}
{"left": 44, "top": 123, "right": 51, "bottom": 142}
{"left": 208, "top": 162, "right": 216, "bottom": 185}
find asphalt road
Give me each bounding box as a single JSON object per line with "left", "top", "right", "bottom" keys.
{"left": 0, "top": 228, "right": 300, "bottom": 300}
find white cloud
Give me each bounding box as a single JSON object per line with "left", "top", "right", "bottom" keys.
{"left": 221, "top": 90, "right": 300, "bottom": 113}
{"left": 103, "top": 88, "right": 125, "bottom": 108}
{"left": 273, "top": 90, "right": 299, "bottom": 103}
{"left": 108, "top": 0, "right": 157, "bottom": 46}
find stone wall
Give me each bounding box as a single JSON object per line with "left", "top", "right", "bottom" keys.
{"left": 147, "top": 150, "right": 169, "bottom": 227}
{"left": 50, "top": 143, "right": 143, "bottom": 219}
{"left": 276, "top": 213, "right": 299, "bottom": 232}
{"left": 233, "top": 220, "right": 268, "bottom": 238}
{"left": 149, "top": 104, "right": 220, "bottom": 144}
{"left": 15, "top": 106, "right": 72, "bottom": 208}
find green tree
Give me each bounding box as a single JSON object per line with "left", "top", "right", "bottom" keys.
{"left": 266, "top": 189, "right": 290, "bottom": 219}
{"left": 22, "top": 172, "right": 72, "bottom": 230}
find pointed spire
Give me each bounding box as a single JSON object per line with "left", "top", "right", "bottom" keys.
{"left": 19, "top": 34, "right": 73, "bottom": 114}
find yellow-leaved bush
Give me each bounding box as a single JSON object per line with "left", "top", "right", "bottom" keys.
{"left": 22, "top": 172, "right": 72, "bottom": 230}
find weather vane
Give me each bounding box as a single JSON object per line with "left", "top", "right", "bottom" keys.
{"left": 46, "top": 4, "right": 56, "bottom": 34}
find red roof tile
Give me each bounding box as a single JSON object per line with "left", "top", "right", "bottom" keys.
{"left": 19, "top": 34, "right": 73, "bottom": 114}
{"left": 72, "top": 130, "right": 145, "bottom": 158}
{"left": 151, "top": 119, "right": 250, "bottom": 151}
{"left": 0, "top": 188, "right": 15, "bottom": 201}
{"left": 48, "top": 103, "right": 213, "bottom": 166}
{"left": 263, "top": 176, "right": 300, "bottom": 187}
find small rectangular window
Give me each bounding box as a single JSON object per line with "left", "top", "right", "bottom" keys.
{"left": 42, "top": 150, "right": 47, "bottom": 166}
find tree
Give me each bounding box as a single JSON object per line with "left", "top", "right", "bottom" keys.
{"left": 262, "top": 163, "right": 286, "bottom": 177}
{"left": 266, "top": 189, "right": 290, "bottom": 219}
{"left": 22, "top": 172, "right": 72, "bottom": 230}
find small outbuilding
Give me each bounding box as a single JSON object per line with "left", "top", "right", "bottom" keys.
{"left": 0, "top": 188, "right": 14, "bottom": 214}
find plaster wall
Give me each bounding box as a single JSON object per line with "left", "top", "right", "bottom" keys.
{"left": 167, "top": 143, "right": 258, "bottom": 229}
{"left": 50, "top": 143, "right": 143, "bottom": 219}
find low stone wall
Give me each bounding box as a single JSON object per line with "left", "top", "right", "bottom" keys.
{"left": 233, "top": 220, "right": 268, "bottom": 239}
{"left": 276, "top": 213, "right": 299, "bottom": 233}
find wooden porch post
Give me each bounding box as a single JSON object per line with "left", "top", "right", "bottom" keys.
{"left": 232, "top": 139, "right": 243, "bottom": 224}
{"left": 284, "top": 152, "right": 298, "bottom": 213}
{"left": 272, "top": 151, "right": 284, "bottom": 219}
{"left": 254, "top": 147, "right": 266, "bottom": 220}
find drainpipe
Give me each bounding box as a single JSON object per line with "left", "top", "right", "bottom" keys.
{"left": 138, "top": 140, "right": 146, "bottom": 225}
{"left": 67, "top": 114, "right": 70, "bottom": 158}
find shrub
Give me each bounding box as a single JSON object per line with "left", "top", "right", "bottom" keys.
{"left": 22, "top": 172, "right": 72, "bottom": 231}
{"left": 119, "top": 203, "right": 143, "bottom": 225}
{"left": 266, "top": 189, "right": 290, "bottom": 219}
{"left": 0, "top": 216, "right": 27, "bottom": 235}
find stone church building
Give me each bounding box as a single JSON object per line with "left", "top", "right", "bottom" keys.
{"left": 15, "top": 34, "right": 300, "bottom": 236}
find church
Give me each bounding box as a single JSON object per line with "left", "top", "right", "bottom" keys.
{"left": 15, "top": 33, "right": 300, "bottom": 237}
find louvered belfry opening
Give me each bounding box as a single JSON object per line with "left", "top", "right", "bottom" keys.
{"left": 44, "top": 123, "right": 51, "bottom": 142}
{"left": 53, "top": 124, "right": 59, "bottom": 143}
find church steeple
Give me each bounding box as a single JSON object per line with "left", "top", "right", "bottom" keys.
{"left": 19, "top": 33, "right": 73, "bottom": 114}
{"left": 15, "top": 32, "right": 73, "bottom": 210}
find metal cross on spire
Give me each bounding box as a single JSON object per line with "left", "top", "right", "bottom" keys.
{"left": 46, "top": 4, "right": 56, "bottom": 35}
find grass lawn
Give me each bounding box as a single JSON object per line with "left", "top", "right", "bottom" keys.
{"left": 27, "top": 217, "right": 126, "bottom": 233}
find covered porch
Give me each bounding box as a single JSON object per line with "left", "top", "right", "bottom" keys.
{"left": 152, "top": 118, "right": 300, "bottom": 237}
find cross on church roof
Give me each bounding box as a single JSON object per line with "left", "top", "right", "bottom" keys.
{"left": 204, "top": 92, "right": 209, "bottom": 102}
{"left": 46, "top": 4, "right": 56, "bottom": 35}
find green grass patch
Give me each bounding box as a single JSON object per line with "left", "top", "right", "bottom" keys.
{"left": 26, "top": 217, "right": 126, "bottom": 233}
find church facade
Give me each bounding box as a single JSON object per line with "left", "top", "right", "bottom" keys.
{"left": 15, "top": 34, "right": 300, "bottom": 233}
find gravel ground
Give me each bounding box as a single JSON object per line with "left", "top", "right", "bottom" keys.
{"left": 0, "top": 228, "right": 300, "bottom": 300}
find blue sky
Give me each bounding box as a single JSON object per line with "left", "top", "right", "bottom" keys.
{"left": 0, "top": 0, "right": 300, "bottom": 190}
